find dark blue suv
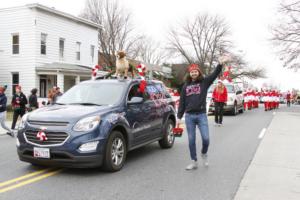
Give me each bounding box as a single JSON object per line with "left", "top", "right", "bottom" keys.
{"left": 16, "top": 79, "right": 176, "bottom": 172}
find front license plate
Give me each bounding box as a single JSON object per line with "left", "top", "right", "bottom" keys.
{"left": 33, "top": 147, "right": 50, "bottom": 159}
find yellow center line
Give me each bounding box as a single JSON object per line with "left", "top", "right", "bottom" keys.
{"left": 0, "top": 168, "right": 51, "bottom": 188}
{"left": 0, "top": 169, "right": 63, "bottom": 194}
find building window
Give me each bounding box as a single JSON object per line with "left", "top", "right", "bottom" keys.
{"left": 41, "top": 33, "right": 47, "bottom": 55}
{"left": 59, "top": 38, "right": 65, "bottom": 59}
{"left": 12, "top": 73, "right": 19, "bottom": 94}
{"left": 76, "top": 42, "right": 81, "bottom": 61}
{"left": 12, "top": 34, "right": 19, "bottom": 54}
{"left": 90, "top": 45, "right": 95, "bottom": 62}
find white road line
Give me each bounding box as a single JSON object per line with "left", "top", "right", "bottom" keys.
{"left": 258, "top": 128, "right": 267, "bottom": 139}
{"left": 273, "top": 112, "right": 276, "bottom": 115}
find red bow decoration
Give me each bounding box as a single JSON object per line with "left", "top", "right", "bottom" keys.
{"left": 139, "top": 80, "right": 147, "bottom": 93}
{"left": 91, "top": 65, "right": 103, "bottom": 79}
{"left": 136, "top": 64, "right": 147, "bottom": 93}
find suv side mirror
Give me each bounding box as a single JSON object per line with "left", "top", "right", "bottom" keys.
{"left": 236, "top": 90, "right": 242, "bottom": 95}
{"left": 128, "top": 97, "right": 144, "bottom": 105}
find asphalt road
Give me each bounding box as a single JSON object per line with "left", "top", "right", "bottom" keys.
{"left": 1, "top": 105, "right": 289, "bottom": 200}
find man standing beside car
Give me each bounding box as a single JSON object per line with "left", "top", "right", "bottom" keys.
{"left": 212, "top": 80, "right": 228, "bottom": 126}
{"left": 177, "top": 54, "right": 231, "bottom": 170}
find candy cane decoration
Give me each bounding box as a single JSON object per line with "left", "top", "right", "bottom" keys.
{"left": 91, "top": 65, "right": 102, "bottom": 80}
{"left": 136, "top": 64, "right": 147, "bottom": 93}
{"left": 37, "top": 130, "right": 48, "bottom": 141}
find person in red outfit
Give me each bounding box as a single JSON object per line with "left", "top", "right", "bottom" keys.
{"left": 212, "top": 80, "right": 228, "bottom": 125}
{"left": 262, "top": 89, "right": 268, "bottom": 111}
{"left": 253, "top": 90, "right": 257, "bottom": 108}
{"left": 256, "top": 90, "right": 260, "bottom": 108}
{"left": 247, "top": 89, "right": 253, "bottom": 110}
{"left": 286, "top": 91, "right": 291, "bottom": 107}
{"left": 256, "top": 90, "right": 261, "bottom": 108}
{"left": 266, "top": 89, "right": 271, "bottom": 110}
{"left": 275, "top": 90, "right": 279, "bottom": 109}
{"left": 243, "top": 89, "right": 248, "bottom": 110}
{"left": 271, "top": 90, "right": 276, "bottom": 110}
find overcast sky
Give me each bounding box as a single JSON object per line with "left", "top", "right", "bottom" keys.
{"left": 1, "top": 0, "right": 299, "bottom": 91}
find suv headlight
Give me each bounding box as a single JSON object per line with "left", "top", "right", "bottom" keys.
{"left": 18, "top": 114, "right": 29, "bottom": 129}
{"left": 73, "top": 116, "right": 101, "bottom": 132}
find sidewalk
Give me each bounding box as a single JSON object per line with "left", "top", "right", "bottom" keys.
{"left": 234, "top": 111, "right": 300, "bottom": 200}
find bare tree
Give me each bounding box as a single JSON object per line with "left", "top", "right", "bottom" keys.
{"left": 135, "top": 37, "right": 168, "bottom": 65}
{"left": 168, "top": 13, "right": 265, "bottom": 80}
{"left": 271, "top": 0, "right": 300, "bottom": 69}
{"left": 229, "top": 53, "right": 266, "bottom": 80}
{"left": 168, "top": 14, "right": 232, "bottom": 74}
{"left": 80, "top": 0, "right": 143, "bottom": 68}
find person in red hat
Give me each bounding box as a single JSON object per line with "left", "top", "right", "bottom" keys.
{"left": 177, "top": 54, "right": 231, "bottom": 170}
{"left": 11, "top": 85, "right": 28, "bottom": 130}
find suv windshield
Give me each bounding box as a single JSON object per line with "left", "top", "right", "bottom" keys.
{"left": 57, "top": 82, "right": 125, "bottom": 105}
{"left": 208, "top": 84, "right": 235, "bottom": 93}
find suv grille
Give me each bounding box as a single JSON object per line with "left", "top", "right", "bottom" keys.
{"left": 27, "top": 120, "right": 69, "bottom": 127}
{"left": 24, "top": 130, "right": 69, "bottom": 146}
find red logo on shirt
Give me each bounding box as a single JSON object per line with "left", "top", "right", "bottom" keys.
{"left": 186, "top": 84, "right": 201, "bottom": 96}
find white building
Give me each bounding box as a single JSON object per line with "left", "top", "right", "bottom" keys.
{"left": 0, "top": 4, "right": 100, "bottom": 99}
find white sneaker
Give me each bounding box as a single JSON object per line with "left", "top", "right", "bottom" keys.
{"left": 214, "top": 122, "right": 218, "bottom": 126}
{"left": 201, "top": 154, "right": 209, "bottom": 167}
{"left": 185, "top": 160, "right": 198, "bottom": 170}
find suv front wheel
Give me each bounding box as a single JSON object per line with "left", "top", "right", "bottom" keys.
{"left": 159, "top": 119, "right": 175, "bottom": 149}
{"left": 103, "top": 131, "right": 127, "bottom": 172}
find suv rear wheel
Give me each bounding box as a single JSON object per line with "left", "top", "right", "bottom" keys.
{"left": 103, "top": 131, "right": 127, "bottom": 172}
{"left": 159, "top": 119, "right": 175, "bottom": 149}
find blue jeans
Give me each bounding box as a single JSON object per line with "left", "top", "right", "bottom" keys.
{"left": 185, "top": 113, "right": 210, "bottom": 161}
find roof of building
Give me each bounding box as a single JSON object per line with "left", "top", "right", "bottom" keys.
{"left": 0, "top": 3, "right": 102, "bottom": 29}
{"left": 36, "top": 62, "right": 93, "bottom": 75}
{"left": 29, "top": 3, "right": 102, "bottom": 29}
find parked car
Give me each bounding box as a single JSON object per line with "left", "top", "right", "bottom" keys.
{"left": 207, "top": 83, "right": 244, "bottom": 115}
{"left": 16, "top": 79, "right": 176, "bottom": 172}
{"left": 279, "top": 94, "right": 285, "bottom": 104}
{"left": 295, "top": 96, "right": 300, "bottom": 105}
